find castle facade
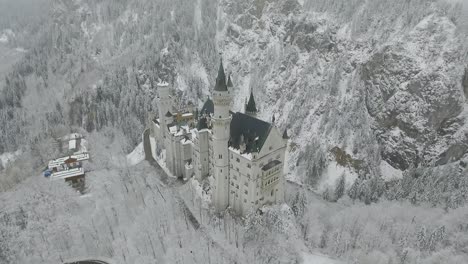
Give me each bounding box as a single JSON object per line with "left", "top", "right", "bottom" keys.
{"left": 150, "top": 60, "right": 288, "bottom": 216}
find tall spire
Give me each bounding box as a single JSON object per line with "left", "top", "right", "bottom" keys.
{"left": 214, "top": 58, "right": 228, "bottom": 91}
{"left": 245, "top": 91, "right": 258, "bottom": 114}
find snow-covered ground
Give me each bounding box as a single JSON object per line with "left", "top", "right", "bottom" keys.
{"left": 316, "top": 160, "right": 358, "bottom": 192}
{"left": 126, "top": 142, "right": 144, "bottom": 166}
{"left": 301, "top": 252, "right": 342, "bottom": 264}
{"left": 0, "top": 33, "right": 8, "bottom": 44}
{"left": 380, "top": 160, "right": 403, "bottom": 181}
{"left": 0, "top": 149, "right": 22, "bottom": 168}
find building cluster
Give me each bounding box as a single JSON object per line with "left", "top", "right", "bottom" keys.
{"left": 149, "top": 60, "right": 289, "bottom": 216}
{"left": 44, "top": 133, "right": 90, "bottom": 192}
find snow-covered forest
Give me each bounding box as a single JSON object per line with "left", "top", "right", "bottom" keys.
{"left": 1, "top": 0, "right": 468, "bottom": 263}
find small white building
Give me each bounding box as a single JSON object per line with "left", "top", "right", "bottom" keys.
{"left": 150, "top": 60, "right": 288, "bottom": 216}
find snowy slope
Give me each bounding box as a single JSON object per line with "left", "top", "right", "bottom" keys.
{"left": 215, "top": 0, "right": 468, "bottom": 190}
{"left": 1, "top": 1, "right": 468, "bottom": 262}
{"left": 1, "top": 0, "right": 466, "bottom": 191}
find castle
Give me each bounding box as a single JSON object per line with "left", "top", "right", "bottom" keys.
{"left": 149, "top": 59, "right": 288, "bottom": 216}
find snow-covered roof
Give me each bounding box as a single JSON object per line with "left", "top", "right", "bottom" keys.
{"left": 181, "top": 138, "right": 192, "bottom": 145}
{"left": 157, "top": 81, "right": 169, "bottom": 87}
{"left": 50, "top": 167, "right": 85, "bottom": 180}
{"left": 48, "top": 153, "right": 90, "bottom": 169}
{"left": 228, "top": 147, "right": 253, "bottom": 160}
{"left": 169, "top": 125, "right": 178, "bottom": 134}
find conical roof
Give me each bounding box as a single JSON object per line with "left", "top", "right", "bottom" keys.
{"left": 200, "top": 98, "right": 214, "bottom": 115}
{"left": 214, "top": 59, "right": 228, "bottom": 91}
{"left": 245, "top": 92, "right": 257, "bottom": 113}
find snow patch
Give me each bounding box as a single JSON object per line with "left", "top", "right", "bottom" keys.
{"left": 190, "top": 178, "right": 211, "bottom": 206}
{"left": 194, "top": 0, "right": 202, "bottom": 31}
{"left": 380, "top": 160, "right": 403, "bottom": 181}
{"left": 0, "top": 149, "right": 22, "bottom": 168}
{"left": 126, "top": 142, "right": 145, "bottom": 166}
{"left": 318, "top": 161, "right": 357, "bottom": 192}
{"left": 15, "top": 47, "right": 26, "bottom": 53}
{"left": 0, "top": 29, "right": 15, "bottom": 44}
{"left": 0, "top": 33, "right": 8, "bottom": 44}
{"left": 301, "top": 252, "right": 342, "bottom": 264}
{"left": 149, "top": 136, "right": 158, "bottom": 160}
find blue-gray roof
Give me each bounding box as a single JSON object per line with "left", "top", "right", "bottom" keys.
{"left": 214, "top": 60, "right": 228, "bottom": 91}
{"left": 229, "top": 112, "right": 272, "bottom": 153}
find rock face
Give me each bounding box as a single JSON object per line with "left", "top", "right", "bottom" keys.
{"left": 362, "top": 16, "right": 466, "bottom": 170}
{"left": 218, "top": 0, "right": 468, "bottom": 187}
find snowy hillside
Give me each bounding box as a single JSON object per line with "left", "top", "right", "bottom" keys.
{"left": 1, "top": 0, "right": 466, "bottom": 193}
{"left": 2, "top": 136, "right": 468, "bottom": 263}
{"left": 1, "top": 0, "right": 468, "bottom": 263}
{"left": 218, "top": 0, "right": 468, "bottom": 192}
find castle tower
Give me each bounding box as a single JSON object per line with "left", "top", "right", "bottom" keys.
{"left": 212, "top": 59, "right": 231, "bottom": 212}
{"left": 245, "top": 90, "right": 258, "bottom": 117}
{"left": 157, "top": 81, "right": 171, "bottom": 140}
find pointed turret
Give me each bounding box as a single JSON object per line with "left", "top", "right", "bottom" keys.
{"left": 214, "top": 59, "right": 228, "bottom": 91}
{"left": 212, "top": 56, "right": 232, "bottom": 213}
{"left": 245, "top": 91, "right": 258, "bottom": 116}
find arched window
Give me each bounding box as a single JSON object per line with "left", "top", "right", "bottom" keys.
{"left": 271, "top": 190, "right": 274, "bottom": 196}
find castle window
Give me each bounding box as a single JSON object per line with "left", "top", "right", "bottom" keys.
{"left": 271, "top": 190, "right": 274, "bottom": 196}
{"left": 276, "top": 154, "right": 280, "bottom": 159}
{"left": 219, "top": 154, "right": 222, "bottom": 159}
{"left": 269, "top": 146, "right": 273, "bottom": 150}
{"left": 236, "top": 158, "right": 240, "bottom": 162}
{"left": 247, "top": 164, "right": 251, "bottom": 168}
{"left": 244, "top": 190, "right": 248, "bottom": 195}
{"left": 236, "top": 168, "right": 239, "bottom": 172}
{"left": 244, "top": 199, "right": 247, "bottom": 203}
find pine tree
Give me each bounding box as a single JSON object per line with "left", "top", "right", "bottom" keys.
{"left": 334, "top": 173, "right": 346, "bottom": 201}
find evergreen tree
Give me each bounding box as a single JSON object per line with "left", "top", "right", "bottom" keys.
{"left": 334, "top": 173, "right": 346, "bottom": 201}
